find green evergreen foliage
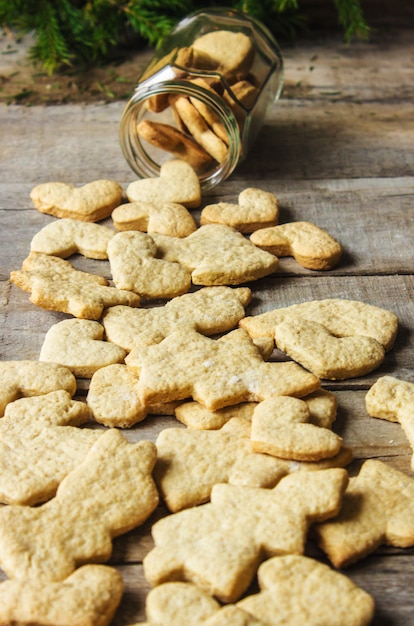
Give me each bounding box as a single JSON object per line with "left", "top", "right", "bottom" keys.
{"left": 0, "top": 0, "right": 370, "bottom": 74}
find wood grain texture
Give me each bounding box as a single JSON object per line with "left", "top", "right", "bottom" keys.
{"left": 1, "top": 22, "right": 414, "bottom": 626}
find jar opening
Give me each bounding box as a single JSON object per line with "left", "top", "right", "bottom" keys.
{"left": 120, "top": 77, "right": 242, "bottom": 191}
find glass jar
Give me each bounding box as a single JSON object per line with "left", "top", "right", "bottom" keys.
{"left": 119, "top": 8, "right": 283, "bottom": 190}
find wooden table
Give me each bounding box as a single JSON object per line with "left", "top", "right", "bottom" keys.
{"left": 1, "top": 18, "right": 414, "bottom": 626}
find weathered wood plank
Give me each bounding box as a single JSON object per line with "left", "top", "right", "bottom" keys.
{"left": 282, "top": 29, "right": 414, "bottom": 103}
{"left": 0, "top": 23, "right": 413, "bottom": 626}
{"left": 1, "top": 100, "right": 413, "bottom": 184}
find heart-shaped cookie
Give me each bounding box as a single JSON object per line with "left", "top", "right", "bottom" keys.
{"left": 30, "top": 218, "right": 115, "bottom": 259}
{"left": 30, "top": 180, "right": 123, "bottom": 222}
{"left": 251, "top": 221, "right": 342, "bottom": 269}
{"left": 201, "top": 188, "right": 279, "bottom": 233}
{"left": 39, "top": 318, "right": 126, "bottom": 378}
{"left": 251, "top": 396, "right": 342, "bottom": 461}
{"left": 107, "top": 231, "right": 191, "bottom": 299}
{"left": 112, "top": 200, "right": 197, "bottom": 238}
{"left": 275, "top": 317, "right": 385, "bottom": 380}
{"left": 126, "top": 160, "right": 201, "bottom": 209}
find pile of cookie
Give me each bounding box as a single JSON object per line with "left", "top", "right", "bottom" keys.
{"left": 3, "top": 159, "right": 414, "bottom": 625}
{"left": 135, "top": 29, "right": 262, "bottom": 171}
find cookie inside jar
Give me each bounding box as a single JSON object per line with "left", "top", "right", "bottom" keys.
{"left": 120, "top": 8, "right": 283, "bottom": 190}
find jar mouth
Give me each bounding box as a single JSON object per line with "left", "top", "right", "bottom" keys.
{"left": 120, "top": 77, "right": 242, "bottom": 191}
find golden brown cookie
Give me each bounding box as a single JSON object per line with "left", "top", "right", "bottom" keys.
{"left": 201, "top": 187, "right": 279, "bottom": 233}
{"left": 154, "top": 418, "right": 288, "bottom": 512}
{"left": 107, "top": 230, "right": 192, "bottom": 299}
{"left": 103, "top": 286, "right": 251, "bottom": 352}
{"left": 237, "top": 555, "right": 375, "bottom": 626}
{"left": 39, "top": 318, "right": 127, "bottom": 378}
{"left": 0, "top": 429, "right": 159, "bottom": 581}
{"left": 112, "top": 199, "right": 197, "bottom": 237}
{"left": 0, "top": 564, "right": 124, "bottom": 626}
{"left": 0, "top": 390, "right": 98, "bottom": 505}
{"left": 30, "top": 218, "right": 115, "bottom": 259}
{"left": 126, "top": 159, "right": 201, "bottom": 209}
{"left": 189, "top": 77, "right": 229, "bottom": 143}
{"left": 240, "top": 298, "right": 398, "bottom": 353}
{"left": 144, "top": 468, "right": 347, "bottom": 602}
{"left": 250, "top": 221, "right": 342, "bottom": 270}
{"left": 173, "top": 96, "right": 229, "bottom": 163}
{"left": 0, "top": 360, "right": 76, "bottom": 417}
{"left": 274, "top": 317, "right": 385, "bottom": 380}
{"left": 131, "top": 581, "right": 260, "bottom": 625}
{"left": 87, "top": 363, "right": 146, "bottom": 427}
{"left": 192, "top": 30, "right": 254, "bottom": 79}
{"left": 250, "top": 395, "right": 342, "bottom": 461}
{"left": 136, "top": 119, "right": 214, "bottom": 171}
{"left": 10, "top": 251, "right": 140, "bottom": 319}
{"left": 315, "top": 459, "right": 414, "bottom": 567}
{"left": 151, "top": 224, "right": 279, "bottom": 286}
{"left": 130, "top": 327, "right": 320, "bottom": 410}
{"left": 366, "top": 375, "right": 414, "bottom": 469}
{"left": 30, "top": 180, "right": 123, "bottom": 221}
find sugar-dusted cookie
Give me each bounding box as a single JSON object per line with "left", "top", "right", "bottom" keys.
{"left": 315, "top": 459, "right": 414, "bottom": 567}
{"left": 366, "top": 376, "right": 414, "bottom": 469}
{"left": 250, "top": 396, "right": 342, "bottom": 461}
{"left": 30, "top": 180, "right": 123, "bottom": 221}
{"left": 10, "top": 251, "right": 140, "bottom": 319}
{"left": 201, "top": 188, "right": 279, "bottom": 233}
{"left": 250, "top": 221, "right": 342, "bottom": 270}
{"left": 107, "top": 231, "right": 192, "bottom": 299}
{"left": 173, "top": 96, "right": 229, "bottom": 163}
{"left": 126, "top": 159, "right": 201, "bottom": 209}
{"left": 112, "top": 200, "right": 197, "bottom": 237}
{"left": 0, "top": 429, "right": 159, "bottom": 581}
{"left": 175, "top": 388, "right": 337, "bottom": 430}
{"left": 274, "top": 317, "right": 385, "bottom": 380}
{"left": 154, "top": 418, "right": 288, "bottom": 512}
{"left": 0, "top": 564, "right": 124, "bottom": 626}
{"left": 0, "top": 390, "right": 100, "bottom": 505}
{"left": 103, "top": 286, "right": 251, "bottom": 352}
{"left": 237, "top": 555, "right": 375, "bottom": 626}
{"left": 240, "top": 298, "right": 399, "bottom": 353}
{"left": 39, "top": 318, "right": 126, "bottom": 378}
{"left": 130, "top": 327, "right": 320, "bottom": 410}
{"left": 151, "top": 224, "right": 279, "bottom": 286}
{"left": 136, "top": 119, "right": 214, "bottom": 171}
{"left": 30, "top": 218, "right": 115, "bottom": 259}
{"left": 144, "top": 468, "right": 348, "bottom": 602}
{"left": 0, "top": 360, "right": 76, "bottom": 417}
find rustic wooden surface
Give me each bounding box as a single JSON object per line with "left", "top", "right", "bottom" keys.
{"left": 1, "top": 20, "right": 414, "bottom": 626}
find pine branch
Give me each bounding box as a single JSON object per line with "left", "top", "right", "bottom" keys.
{"left": 333, "top": 0, "right": 370, "bottom": 41}
{"left": 0, "top": 0, "right": 371, "bottom": 74}
{"left": 28, "top": 0, "right": 74, "bottom": 74}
